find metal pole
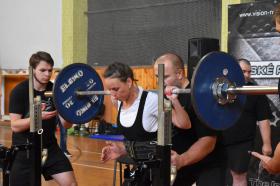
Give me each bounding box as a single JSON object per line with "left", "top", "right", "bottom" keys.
{"left": 157, "top": 64, "right": 164, "bottom": 146}
{"left": 30, "top": 96, "right": 42, "bottom": 186}
{"left": 155, "top": 64, "right": 171, "bottom": 186}
{"left": 227, "top": 86, "right": 278, "bottom": 95}
{"left": 29, "top": 66, "right": 35, "bottom": 132}
{"left": 29, "top": 67, "right": 42, "bottom": 186}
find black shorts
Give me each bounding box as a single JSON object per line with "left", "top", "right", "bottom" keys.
{"left": 10, "top": 143, "right": 73, "bottom": 186}
{"left": 225, "top": 140, "right": 254, "bottom": 173}
{"left": 173, "top": 163, "right": 225, "bottom": 186}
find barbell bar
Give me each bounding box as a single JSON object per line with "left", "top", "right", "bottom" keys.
{"left": 74, "top": 88, "right": 193, "bottom": 96}
{"left": 46, "top": 85, "right": 279, "bottom": 97}
{"left": 45, "top": 90, "right": 112, "bottom": 96}
{"left": 47, "top": 51, "right": 279, "bottom": 130}
{"left": 45, "top": 87, "right": 192, "bottom": 97}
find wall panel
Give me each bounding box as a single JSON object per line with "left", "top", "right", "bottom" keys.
{"left": 4, "top": 76, "right": 28, "bottom": 115}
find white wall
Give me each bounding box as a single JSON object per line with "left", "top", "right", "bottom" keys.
{"left": 0, "top": 0, "right": 63, "bottom": 69}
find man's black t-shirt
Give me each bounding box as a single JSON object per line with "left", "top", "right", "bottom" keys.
{"left": 172, "top": 85, "right": 220, "bottom": 166}
{"left": 222, "top": 82, "right": 273, "bottom": 145}
{"left": 9, "top": 80, "right": 57, "bottom": 148}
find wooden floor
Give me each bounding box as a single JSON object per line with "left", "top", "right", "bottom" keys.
{"left": 0, "top": 124, "right": 121, "bottom": 186}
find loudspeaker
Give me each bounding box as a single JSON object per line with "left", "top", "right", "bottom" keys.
{"left": 188, "top": 38, "right": 219, "bottom": 80}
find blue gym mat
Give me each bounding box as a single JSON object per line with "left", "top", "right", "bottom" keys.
{"left": 89, "top": 134, "right": 124, "bottom": 141}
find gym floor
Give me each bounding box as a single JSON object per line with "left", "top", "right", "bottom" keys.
{"left": 0, "top": 122, "right": 120, "bottom": 186}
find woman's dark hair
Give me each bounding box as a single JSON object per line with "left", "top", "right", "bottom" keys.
{"left": 29, "top": 51, "right": 54, "bottom": 68}
{"left": 103, "top": 62, "right": 137, "bottom": 82}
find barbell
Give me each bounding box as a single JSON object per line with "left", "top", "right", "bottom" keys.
{"left": 47, "top": 52, "right": 278, "bottom": 130}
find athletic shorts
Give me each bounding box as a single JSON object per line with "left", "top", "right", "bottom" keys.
{"left": 173, "top": 163, "right": 225, "bottom": 186}
{"left": 225, "top": 140, "right": 254, "bottom": 173}
{"left": 10, "top": 143, "right": 73, "bottom": 186}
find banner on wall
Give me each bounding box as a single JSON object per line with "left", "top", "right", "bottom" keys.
{"left": 228, "top": 1, "right": 280, "bottom": 78}
{"left": 228, "top": 1, "right": 280, "bottom": 185}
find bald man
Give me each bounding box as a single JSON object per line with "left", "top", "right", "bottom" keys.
{"left": 222, "top": 59, "right": 272, "bottom": 186}
{"left": 154, "top": 53, "right": 223, "bottom": 186}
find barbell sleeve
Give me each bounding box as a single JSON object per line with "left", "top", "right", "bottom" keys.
{"left": 226, "top": 86, "right": 279, "bottom": 95}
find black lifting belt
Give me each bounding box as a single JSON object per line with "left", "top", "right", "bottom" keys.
{"left": 124, "top": 140, "right": 157, "bottom": 161}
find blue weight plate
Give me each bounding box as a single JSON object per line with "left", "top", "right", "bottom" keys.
{"left": 191, "top": 52, "right": 246, "bottom": 130}
{"left": 53, "top": 63, "right": 104, "bottom": 124}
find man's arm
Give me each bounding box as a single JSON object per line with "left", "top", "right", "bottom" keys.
{"left": 171, "top": 136, "right": 216, "bottom": 170}
{"left": 171, "top": 98, "right": 191, "bottom": 129}
{"left": 10, "top": 110, "right": 58, "bottom": 133}
{"left": 10, "top": 113, "right": 31, "bottom": 132}
{"left": 259, "top": 119, "right": 272, "bottom": 155}
{"left": 165, "top": 86, "right": 191, "bottom": 129}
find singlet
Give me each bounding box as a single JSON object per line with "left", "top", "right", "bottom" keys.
{"left": 117, "top": 91, "right": 157, "bottom": 141}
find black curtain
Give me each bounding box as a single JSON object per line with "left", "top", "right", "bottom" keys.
{"left": 87, "top": 0, "right": 221, "bottom": 66}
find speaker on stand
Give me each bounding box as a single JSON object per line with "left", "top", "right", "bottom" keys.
{"left": 188, "top": 38, "right": 220, "bottom": 82}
